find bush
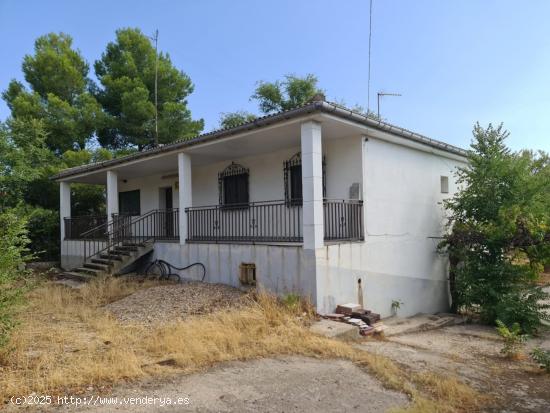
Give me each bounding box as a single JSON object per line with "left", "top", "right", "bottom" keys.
{"left": 530, "top": 348, "right": 550, "bottom": 373}
{"left": 440, "top": 123, "right": 550, "bottom": 333}
{"left": 495, "top": 320, "right": 528, "bottom": 359}
{"left": 493, "top": 288, "right": 550, "bottom": 334}
{"left": 0, "top": 210, "right": 31, "bottom": 347}
{"left": 25, "top": 207, "right": 59, "bottom": 261}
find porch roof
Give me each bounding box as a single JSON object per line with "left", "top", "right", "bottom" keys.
{"left": 51, "top": 100, "right": 467, "bottom": 183}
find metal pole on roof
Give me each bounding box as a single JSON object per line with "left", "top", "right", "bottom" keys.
{"left": 150, "top": 29, "right": 159, "bottom": 148}
{"left": 367, "top": 0, "right": 373, "bottom": 112}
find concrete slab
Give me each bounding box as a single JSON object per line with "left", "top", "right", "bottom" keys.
{"left": 309, "top": 319, "right": 360, "bottom": 340}
{"left": 383, "top": 313, "right": 466, "bottom": 337}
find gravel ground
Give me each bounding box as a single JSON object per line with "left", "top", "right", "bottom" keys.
{"left": 104, "top": 281, "right": 247, "bottom": 324}
{"left": 46, "top": 357, "right": 408, "bottom": 412}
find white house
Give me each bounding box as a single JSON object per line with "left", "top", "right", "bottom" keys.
{"left": 52, "top": 99, "right": 467, "bottom": 317}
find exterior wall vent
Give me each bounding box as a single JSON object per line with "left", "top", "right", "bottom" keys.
{"left": 239, "top": 263, "right": 256, "bottom": 286}
{"left": 349, "top": 182, "right": 361, "bottom": 200}
{"left": 440, "top": 176, "right": 449, "bottom": 194}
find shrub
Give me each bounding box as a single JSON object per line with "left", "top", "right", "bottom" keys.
{"left": 495, "top": 320, "right": 528, "bottom": 359}
{"left": 24, "top": 207, "right": 59, "bottom": 261}
{"left": 0, "top": 210, "right": 31, "bottom": 347}
{"left": 530, "top": 348, "right": 550, "bottom": 373}
{"left": 440, "top": 123, "right": 550, "bottom": 332}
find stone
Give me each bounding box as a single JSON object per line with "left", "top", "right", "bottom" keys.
{"left": 336, "top": 303, "right": 362, "bottom": 315}
{"left": 310, "top": 319, "right": 360, "bottom": 340}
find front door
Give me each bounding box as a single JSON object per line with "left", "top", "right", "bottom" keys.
{"left": 164, "top": 187, "right": 173, "bottom": 237}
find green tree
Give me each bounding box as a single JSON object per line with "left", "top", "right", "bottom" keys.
{"left": 2, "top": 33, "right": 104, "bottom": 153}
{"left": 219, "top": 111, "right": 257, "bottom": 129}
{"left": 0, "top": 119, "right": 53, "bottom": 211}
{"left": 441, "top": 123, "right": 550, "bottom": 332}
{"left": 252, "top": 74, "right": 322, "bottom": 114}
{"left": 93, "top": 28, "right": 204, "bottom": 149}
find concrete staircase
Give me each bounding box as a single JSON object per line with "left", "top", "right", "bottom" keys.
{"left": 60, "top": 241, "right": 154, "bottom": 282}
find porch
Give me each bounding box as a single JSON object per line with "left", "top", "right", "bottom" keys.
{"left": 63, "top": 198, "right": 364, "bottom": 244}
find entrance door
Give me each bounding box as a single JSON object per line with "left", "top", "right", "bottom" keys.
{"left": 164, "top": 187, "right": 173, "bottom": 238}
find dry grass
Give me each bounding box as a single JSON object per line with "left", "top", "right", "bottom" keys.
{"left": 0, "top": 277, "right": 484, "bottom": 412}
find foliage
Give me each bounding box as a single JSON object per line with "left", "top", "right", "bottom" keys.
{"left": 495, "top": 320, "right": 528, "bottom": 358}
{"left": 93, "top": 28, "right": 203, "bottom": 149}
{"left": 252, "top": 74, "right": 323, "bottom": 114}
{"left": 219, "top": 111, "right": 257, "bottom": 129}
{"left": 391, "top": 299, "right": 403, "bottom": 315}
{"left": 281, "top": 293, "right": 302, "bottom": 310}
{"left": 2, "top": 33, "right": 104, "bottom": 154}
{"left": 440, "top": 123, "right": 550, "bottom": 333}
{"left": 22, "top": 207, "right": 60, "bottom": 261}
{"left": 0, "top": 119, "right": 53, "bottom": 210}
{"left": 530, "top": 347, "right": 550, "bottom": 373}
{"left": 0, "top": 210, "right": 31, "bottom": 348}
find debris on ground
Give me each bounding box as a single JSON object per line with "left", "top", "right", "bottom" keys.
{"left": 104, "top": 281, "right": 247, "bottom": 323}
{"left": 321, "top": 303, "right": 384, "bottom": 336}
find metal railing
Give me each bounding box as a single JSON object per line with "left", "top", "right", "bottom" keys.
{"left": 186, "top": 200, "right": 303, "bottom": 242}
{"left": 80, "top": 209, "right": 179, "bottom": 262}
{"left": 323, "top": 199, "right": 364, "bottom": 241}
{"left": 185, "top": 199, "right": 364, "bottom": 243}
{"left": 64, "top": 215, "right": 107, "bottom": 239}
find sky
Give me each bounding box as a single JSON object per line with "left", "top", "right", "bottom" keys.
{"left": 1, "top": 0, "right": 549, "bottom": 152}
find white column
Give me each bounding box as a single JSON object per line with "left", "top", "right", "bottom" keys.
{"left": 106, "top": 170, "right": 119, "bottom": 220}
{"left": 59, "top": 181, "right": 71, "bottom": 241}
{"left": 301, "top": 121, "right": 324, "bottom": 250}
{"left": 178, "top": 152, "right": 192, "bottom": 245}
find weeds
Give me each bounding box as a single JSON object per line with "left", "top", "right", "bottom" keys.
{"left": 495, "top": 320, "right": 528, "bottom": 359}
{"left": 530, "top": 348, "right": 550, "bottom": 373}
{"left": 0, "top": 277, "right": 483, "bottom": 413}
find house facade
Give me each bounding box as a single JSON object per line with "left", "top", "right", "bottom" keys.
{"left": 53, "top": 100, "right": 467, "bottom": 317}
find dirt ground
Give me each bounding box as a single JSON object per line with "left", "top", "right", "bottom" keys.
{"left": 361, "top": 324, "right": 550, "bottom": 412}
{"left": 30, "top": 357, "right": 407, "bottom": 413}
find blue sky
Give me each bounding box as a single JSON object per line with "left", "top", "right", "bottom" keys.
{"left": 1, "top": 0, "right": 549, "bottom": 152}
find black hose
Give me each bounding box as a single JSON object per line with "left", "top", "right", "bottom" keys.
{"left": 144, "top": 260, "right": 206, "bottom": 282}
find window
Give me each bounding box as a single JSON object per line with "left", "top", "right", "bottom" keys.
{"left": 289, "top": 164, "right": 302, "bottom": 201}
{"left": 440, "top": 176, "right": 449, "bottom": 194}
{"left": 284, "top": 152, "right": 326, "bottom": 205}
{"left": 119, "top": 190, "right": 141, "bottom": 215}
{"left": 218, "top": 162, "right": 249, "bottom": 206}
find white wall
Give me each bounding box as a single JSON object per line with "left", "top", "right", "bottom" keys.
{"left": 314, "top": 137, "right": 467, "bottom": 317}
{"left": 154, "top": 242, "right": 317, "bottom": 301}
{"left": 192, "top": 146, "right": 300, "bottom": 206}
{"left": 324, "top": 136, "right": 363, "bottom": 200}
{"left": 115, "top": 141, "right": 363, "bottom": 211}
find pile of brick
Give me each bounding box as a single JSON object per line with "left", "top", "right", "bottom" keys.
{"left": 323, "top": 303, "right": 385, "bottom": 336}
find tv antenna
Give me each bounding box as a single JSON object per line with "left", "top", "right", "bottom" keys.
{"left": 149, "top": 29, "right": 159, "bottom": 147}
{"left": 377, "top": 92, "right": 401, "bottom": 118}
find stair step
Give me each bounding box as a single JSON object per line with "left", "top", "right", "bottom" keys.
{"left": 84, "top": 262, "right": 110, "bottom": 271}
{"left": 100, "top": 253, "right": 124, "bottom": 261}
{"left": 114, "top": 246, "right": 138, "bottom": 252}
{"left": 59, "top": 271, "right": 94, "bottom": 282}
{"left": 122, "top": 242, "right": 146, "bottom": 247}
{"left": 76, "top": 267, "right": 105, "bottom": 276}
{"left": 91, "top": 258, "right": 114, "bottom": 266}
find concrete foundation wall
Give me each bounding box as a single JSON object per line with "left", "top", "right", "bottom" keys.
{"left": 154, "top": 242, "right": 317, "bottom": 302}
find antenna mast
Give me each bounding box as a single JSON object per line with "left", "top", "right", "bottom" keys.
{"left": 367, "top": 0, "right": 373, "bottom": 112}
{"left": 152, "top": 29, "right": 159, "bottom": 147}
